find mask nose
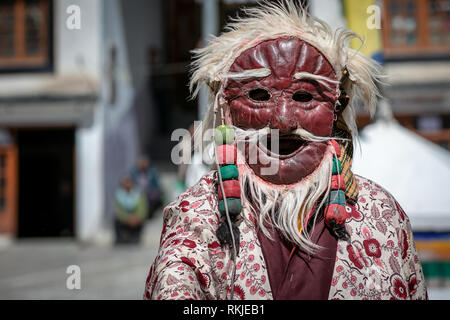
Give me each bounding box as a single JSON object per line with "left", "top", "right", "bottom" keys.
{"left": 270, "top": 95, "right": 297, "bottom": 134}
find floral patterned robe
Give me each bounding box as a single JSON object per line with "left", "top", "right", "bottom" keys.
{"left": 144, "top": 171, "right": 427, "bottom": 300}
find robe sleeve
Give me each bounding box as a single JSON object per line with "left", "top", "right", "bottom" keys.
{"left": 396, "top": 200, "right": 428, "bottom": 300}
{"left": 144, "top": 184, "right": 222, "bottom": 300}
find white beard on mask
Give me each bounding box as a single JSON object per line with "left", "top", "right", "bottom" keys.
{"left": 234, "top": 128, "right": 338, "bottom": 254}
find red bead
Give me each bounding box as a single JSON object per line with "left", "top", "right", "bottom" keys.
{"left": 331, "top": 175, "right": 345, "bottom": 191}
{"left": 324, "top": 203, "right": 347, "bottom": 227}
{"left": 216, "top": 144, "right": 237, "bottom": 166}
{"left": 218, "top": 180, "right": 241, "bottom": 200}
{"left": 330, "top": 140, "right": 341, "bottom": 158}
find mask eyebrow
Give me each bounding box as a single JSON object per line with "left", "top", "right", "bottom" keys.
{"left": 294, "top": 72, "right": 339, "bottom": 90}
{"left": 222, "top": 68, "right": 271, "bottom": 80}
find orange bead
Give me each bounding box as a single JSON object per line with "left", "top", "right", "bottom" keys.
{"left": 331, "top": 175, "right": 345, "bottom": 191}
{"left": 324, "top": 203, "right": 347, "bottom": 227}
{"left": 218, "top": 180, "right": 241, "bottom": 200}
{"left": 216, "top": 144, "right": 237, "bottom": 166}
{"left": 330, "top": 139, "right": 341, "bottom": 158}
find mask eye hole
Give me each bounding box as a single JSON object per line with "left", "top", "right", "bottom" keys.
{"left": 249, "top": 88, "right": 271, "bottom": 102}
{"left": 292, "top": 91, "right": 313, "bottom": 103}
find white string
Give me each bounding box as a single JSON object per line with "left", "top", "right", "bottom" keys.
{"left": 213, "top": 92, "right": 237, "bottom": 300}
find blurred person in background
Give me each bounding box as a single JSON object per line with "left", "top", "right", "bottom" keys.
{"left": 114, "top": 175, "right": 148, "bottom": 244}
{"left": 131, "top": 155, "right": 162, "bottom": 219}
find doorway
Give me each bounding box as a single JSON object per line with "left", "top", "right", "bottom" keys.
{"left": 0, "top": 144, "right": 18, "bottom": 235}
{"left": 17, "top": 128, "right": 75, "bottom": 238}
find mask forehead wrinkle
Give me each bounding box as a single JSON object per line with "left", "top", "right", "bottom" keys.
{"left": 288, "top": 39, "right": 303, "bottom": 77}
{"left": 296, "top": 42, "right": 308, "bottom": 74}
{"left": 264, "top": 41, "right": 286, "bottom": 77}
{"left": 294, "top": 40, "right": 333, "bottom": 78}
{"left": 253, "top": 46, "right": 270, "bottom": 70}
{"left": 313, "top": 53, "right": 336, "bottom": 80}
{"left": 233, "top": 52, "right": 265, "bottom": 73}
{"left": 273, "top": 38, "right": 303, "bottom": 78}
{"left": 313, "top": 54, "right": 324, "bottom": 74}
{"left": 227, "top": 37, "right": 336, "bottom": 82}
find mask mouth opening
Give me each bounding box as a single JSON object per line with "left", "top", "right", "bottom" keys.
{"left": 258, "top": 134, "right": 307, "bottom": 159}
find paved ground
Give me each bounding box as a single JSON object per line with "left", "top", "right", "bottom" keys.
{"left": 0, "top": 213, "right": 164, "bottom": 300}
{"left": 0, "top": 241, "right": 157, "bottom": 299}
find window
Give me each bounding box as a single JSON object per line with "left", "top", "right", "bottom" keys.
{"left": 0, "top": 0, "right": 52, "bottom": 70}
{"left": 382, "top": 0, "right": 450, "bottom": 57}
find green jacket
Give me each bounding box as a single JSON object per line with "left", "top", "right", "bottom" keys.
{"left": 115, "top": 193, "right": 148, "bottom": 223}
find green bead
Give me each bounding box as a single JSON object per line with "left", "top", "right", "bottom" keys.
{"left": 332, "top": 158, "right": 342, "bottom": 175}
{"left": 220, "top": 165, "right": 239, "bottom": 180}
{"left": 214, "top": 125, "right": 235, "bottom": 145}
{"left": 326, "top": 190, "right": 346, "bottom": 206}
{"left": 219, "top": 198, "right": 242, "bottom": 218}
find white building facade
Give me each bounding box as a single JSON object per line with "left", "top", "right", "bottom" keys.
{"left": 0, "top": 0, "right": 162, "bottom": 242}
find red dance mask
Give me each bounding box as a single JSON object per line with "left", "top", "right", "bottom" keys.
{"left": 223, "top": 37, "right": 339, "bottom": 185}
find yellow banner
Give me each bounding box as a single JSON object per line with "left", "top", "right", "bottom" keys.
{"left": 343, "top": 0, "right": 383, "bottom": 63}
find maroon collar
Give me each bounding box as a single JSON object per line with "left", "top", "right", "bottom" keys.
{"left": 257, "top": 217, "right": 337, "bottom": 300}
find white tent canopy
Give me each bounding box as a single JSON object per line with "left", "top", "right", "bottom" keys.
{"left": 352, "top": 120, "right": 450, "bottom": 231}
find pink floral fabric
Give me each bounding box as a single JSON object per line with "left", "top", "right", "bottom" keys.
{"left": 144, "top": 172, "right": 272, "bottom": 300}
{"left": 329, "top": 177, "right": 427, "bottom": 300}
{"left": 144, "top": 172, "right": 427, "bottom": 300}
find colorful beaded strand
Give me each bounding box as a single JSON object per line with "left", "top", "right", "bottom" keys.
{"left": 214, "top": 124, "right": 242, "bottom": 254}
{"left": 324, "top": 140, "right": 350, "bottom": 240}
{"left": 212, "top": 92, "right": 238, "bottom": 300}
